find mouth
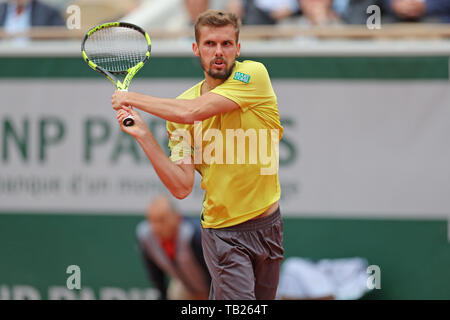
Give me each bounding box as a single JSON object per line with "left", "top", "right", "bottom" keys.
{"left": 212, "top": 59, "right": 225, "bottom": 69}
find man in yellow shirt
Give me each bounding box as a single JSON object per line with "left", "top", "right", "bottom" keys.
{"left": 112, "top": 10, "right": 284, "bottom": 300}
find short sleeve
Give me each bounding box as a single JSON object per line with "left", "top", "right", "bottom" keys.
{"left": 211, "top": 61, "right": 275, "bottom": 113}
{"left": 166, "top": 121, "right": 193, "bottom": 163}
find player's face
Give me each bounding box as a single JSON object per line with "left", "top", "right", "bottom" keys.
{"left": 193, "top": 25, "right": 241, "bottom": 80}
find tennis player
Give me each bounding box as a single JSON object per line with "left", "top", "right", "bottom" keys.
{"left": 112, "top": 10, "right": 284, "bottom": 300}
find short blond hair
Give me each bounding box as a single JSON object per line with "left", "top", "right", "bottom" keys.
{"left": 194, "top": 10, "right": 241, "bottom": 43}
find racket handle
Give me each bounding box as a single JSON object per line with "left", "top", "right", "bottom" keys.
{"left": 119, "top": 88, "right": 134, "bottom": 127}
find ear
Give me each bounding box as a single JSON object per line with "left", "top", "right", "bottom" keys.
{"left": 192, "top": 42, "right": 200, "bottom": 57}
{"left": 236, "top": 42, "right": 241, "bottom": 57}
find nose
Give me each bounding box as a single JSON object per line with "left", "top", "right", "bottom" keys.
{"left": 215, "top": 44, "right": 224, "bottom": 57}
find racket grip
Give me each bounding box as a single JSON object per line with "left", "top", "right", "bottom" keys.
{"left": 118, "top": 88, "right": 134, "bottom": 127}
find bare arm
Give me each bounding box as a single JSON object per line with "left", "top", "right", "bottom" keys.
{"left": 112, "top": 90, "right": 240, "bottom": 124}
{"left": 117, "top": 107, "right": 195, "bottom": 199}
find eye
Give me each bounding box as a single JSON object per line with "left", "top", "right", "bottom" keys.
{"left": 205, "top": 41, "right": 213, "bottom": 46}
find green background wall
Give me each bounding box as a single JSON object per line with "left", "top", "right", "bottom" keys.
{"left": 0, "top": 213, "right": 448, "bottom": 299}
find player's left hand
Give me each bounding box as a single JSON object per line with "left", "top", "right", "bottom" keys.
{"left": 116, "top": 106, "right": 148, "bottom": 139}
{"left": 111, "top": 90, "right": 129, "bottom": 111}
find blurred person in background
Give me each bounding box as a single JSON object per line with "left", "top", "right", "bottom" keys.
{"left": 185, "top": 0, "right": 209, "bottom": 24}
{"left": 136, "top": 195, "right": 210, "bottom": 300}
{"left": 72, "top": 0, "right": 139, "bottom": 30}
{"left": 0, "top": 0, "right": 64, "bottom": 33}
{"left": 337, "top": 0, "right": 383, "bottom": 25}
{"left": 228, "top": 0, "right": 300, "bottom": 25}
{"left": 300, "top": 0, "right": 450, "bottom": 25}
{"left": 299, "top": 0, "right": 340, "bottom": 25}
{"left": 382, "top": 0, "right": 450, "bottom": 23}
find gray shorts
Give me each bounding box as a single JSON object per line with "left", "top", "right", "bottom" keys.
{"left": 201, "top": 207, "right": 284, "bottom": 300}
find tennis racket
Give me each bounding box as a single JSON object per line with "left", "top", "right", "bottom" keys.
{"left": 81, "top": 22, "right": 151, "bottom": 127}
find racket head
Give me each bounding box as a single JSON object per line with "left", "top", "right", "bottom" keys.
{"left": 81, "top": 22, "right": 151, "bottom": 89}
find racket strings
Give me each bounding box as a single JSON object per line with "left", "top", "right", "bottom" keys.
{"left": 84, "top": 26, "right": 148, "bottom": 73}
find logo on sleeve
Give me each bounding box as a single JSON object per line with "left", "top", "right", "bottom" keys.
{"left": 233, "top": 72, "right": 251, "bottom": 84}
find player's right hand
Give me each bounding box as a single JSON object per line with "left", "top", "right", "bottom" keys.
{"left": 116, "top": 106, "right": 148, "bottom": 139}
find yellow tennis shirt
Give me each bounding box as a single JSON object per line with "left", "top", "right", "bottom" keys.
{"left": 167, "top": 60, "right": 283, "bottom": 228}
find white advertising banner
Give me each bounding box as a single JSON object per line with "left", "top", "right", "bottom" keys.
{"left": 1, "top": 79, "right": 449, "bottom": 218}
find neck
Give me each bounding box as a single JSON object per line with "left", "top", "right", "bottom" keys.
{"left": 201, "top": 75, "right": 225, "bottom": 95}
